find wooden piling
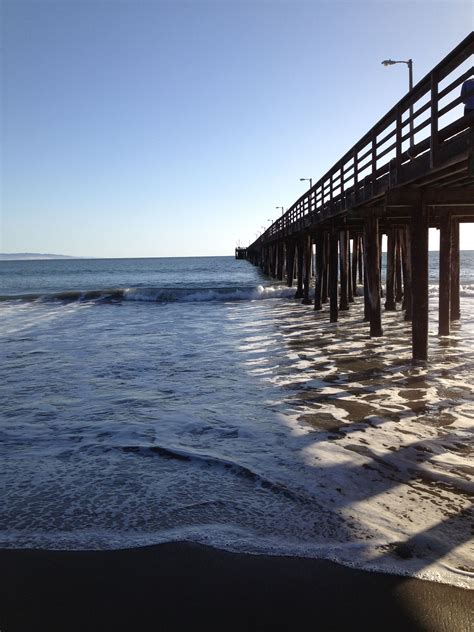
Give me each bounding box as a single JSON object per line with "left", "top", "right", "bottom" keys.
{"left": 363, "top": 264, "right": 370, "bottom": 322}
{"left": 401, "top": 227, "right": 412, "bottom": 321}
{"left": 411, "top": 203, "right": 429, "bottom": 361}
{"left": 322, "top": 232, "right": 329, "bottom": 304}
{"left": 438, "top": 214, "right": 452, "bottom": 335}
{"left": 358, "top": 235, "right": 363, "bottom": 285}
{"left": 385, "top": 228, "right": 396, "bottom": 311}
{"left": 339, "top": 230, "right": 349, "bottom": 310}
{"left": 329, "top": 228, "right": 339, "bottom": 323}
{"left": 295, "top": 239, "right": 304, "bottom": 299}
{"left": 352, "top": 235, "right": 359, "bottom": 297}
{"left": 286, "top": 241, "right": 296, "bottom": 288}
{"left": 395, "top": 229, "right": 403, "bottom": 304}
{"left": 451, "top": 219, "right": 460, "bottom": 321}
{"left": 302, "top": 235, "right": 313, "bottom": 305}
{"left": 314, "top": 232, "right": 324, "bottom": 311}
{"left": 363, "top": 215, "right": 383, "bottom": 337}
{"left": 276, "top": 242, "right": 284, "bottom": 280}
{"left": 348, "top": 237, "right": 354, "bottom": 303}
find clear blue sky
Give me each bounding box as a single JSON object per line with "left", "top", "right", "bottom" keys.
{"left": 1, "top": 0, "right": 473, "bottom": 257}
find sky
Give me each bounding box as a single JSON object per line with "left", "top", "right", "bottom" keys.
{"left": 1, "top": 0, "right": 473, "bottom": 258}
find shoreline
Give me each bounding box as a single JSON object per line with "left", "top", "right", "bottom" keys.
{"left": 1, "top": 542, "right": 472, "bottom": 631}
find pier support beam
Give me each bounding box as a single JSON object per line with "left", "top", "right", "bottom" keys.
{"left": 276, "top": 242, "right": 284, "bottom": 280}
{"left": 363, "top": 215, "right": 383, "bottom": 337}
{"left": 286, "top": 241, "right": 296, "bottom": 288}
{"left": 295, "top": 240, "right": 304, "bottom": 299}
{"left": 411, "top": 203, "right": 429, "bottom": 362}
{"left": 329, "top": 227, "right": 339, "bottom": 323}
{"left": 439, "top": 214, "right": 452, "bottom": 335}
{"left": 401, "top": 227, "right": 412, "bottom": 321}
{"left": 322, "top": 232, "right": 329, "bottom": 304}
{"left": 302, "top": 235, "right": 312, "bottom": 305}
{"left": 351, "top": 236, "right": 358, "bottom": 297}
{"left": 358, "top": 235, "right": 363, "bottom": 285}
{"left": 314, "top": 232, "right": 324, "bottom": 311}
{"left": 395, "top": 230, "right": 403, "bottom": 304}
{"left": 271, "top": 245, "right": 278, "bottom": 278}
{"left": 339, "top": 230, "right": 349, "bottom": 310}
{"left": 348, "top": 237, "right": 354, "bottom": 303}
{"left": 363, "top": 264, "right": 370, "bottom": 322}
{"left": 385, "top": 228, "right": 396, "bottom": 311}
{"left": 451, "top": 219, "right": 460, "bottom": 321}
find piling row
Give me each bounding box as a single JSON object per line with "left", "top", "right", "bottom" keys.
{"left": 246, "top": 209, "right": 463, "bottom": 363}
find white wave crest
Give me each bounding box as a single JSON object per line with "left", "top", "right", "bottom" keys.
{"left": 123, "top": 285, "right": 296, "bottom": 303}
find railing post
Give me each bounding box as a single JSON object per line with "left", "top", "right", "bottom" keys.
{"left": 390, "top": 108, "right": 402, "bottom": 187}
{"left": 430, "top": 70, "right": 439, "bottom": 169}
{"left": 353, "top": 149, "right": 358, "bottom": 203}
{"left": 371, "top": 133, "right": 377, "bottom": 178}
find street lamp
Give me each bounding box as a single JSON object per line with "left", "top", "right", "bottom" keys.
{"left": 275, "top": 206, "right": 285, "bottom": 215}
{"left": 381, "top": 58, "right": 414, "bottom": 148}
{"left": 300, "top": 177, "right": 313, "bottom": 189}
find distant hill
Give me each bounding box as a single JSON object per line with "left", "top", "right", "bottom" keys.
{"left": 0, "top": 253, "right": 81, "bottom": 260}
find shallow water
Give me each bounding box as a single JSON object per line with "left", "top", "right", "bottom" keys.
{"left": 0, "top": 256, "right": 473, "bottom": 588}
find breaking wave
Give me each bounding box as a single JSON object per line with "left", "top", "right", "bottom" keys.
{"left": 0, "top": 285, "right": 297, "bottom": 304}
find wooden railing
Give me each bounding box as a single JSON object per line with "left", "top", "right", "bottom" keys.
{"left": 250, "top": 32, "right": 473, "bottom": 248}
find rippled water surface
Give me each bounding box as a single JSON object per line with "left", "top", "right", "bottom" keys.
{"left": 0, "top": 255, "right": 473, "bottom": 588}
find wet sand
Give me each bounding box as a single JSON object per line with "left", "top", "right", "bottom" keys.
{"left": 1, "top": 542, "right": 472, "bottom": 631}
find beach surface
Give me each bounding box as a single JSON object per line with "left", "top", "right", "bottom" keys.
{"left": 1, "top": 542, "right": 472, "bottom": 632}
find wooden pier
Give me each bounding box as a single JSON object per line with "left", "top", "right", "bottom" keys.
{"left": 244, "top": 33, "right": 474, "bottom": 362}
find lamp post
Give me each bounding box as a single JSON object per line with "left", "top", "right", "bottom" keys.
{"left": 275, "top": 206, "right": 285, "bottom": 215}
{"left": 381, "top": 58, "right": 414, "bottom": 148}
{"left": 299, "top": 177, "right": 313, "bottom": 189}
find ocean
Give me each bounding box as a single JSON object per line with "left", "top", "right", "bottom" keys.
{"left": 1, "top": 254, "right": 473, "bottom": 589}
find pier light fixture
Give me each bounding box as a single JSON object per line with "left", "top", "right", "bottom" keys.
{"left": 381, "top": 58, "right": 414, "bottom": 147}
{"left": 300, "top": 177, "right": 313, "bottom": 189}
{"left": 275, "top": 206, "right": 285, "bottom": 215}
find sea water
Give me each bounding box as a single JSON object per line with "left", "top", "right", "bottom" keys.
{"left": 0, "top": 255, "right": 473, "bottom": 589}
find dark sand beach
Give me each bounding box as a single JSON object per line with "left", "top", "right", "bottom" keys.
{"left": 1, "top": 542, "right": 472, "bottom": 631}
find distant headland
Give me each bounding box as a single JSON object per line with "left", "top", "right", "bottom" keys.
{"left": 0, "top": 253, "right": 81, "bottom": 260}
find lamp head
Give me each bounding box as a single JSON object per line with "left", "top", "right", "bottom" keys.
{"left": 382, "top": 59, "right": 396, "bottom": 66}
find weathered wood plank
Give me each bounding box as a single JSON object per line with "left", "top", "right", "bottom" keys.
{"left": 411, "top": 203, "right": 429, "bottom": 361}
